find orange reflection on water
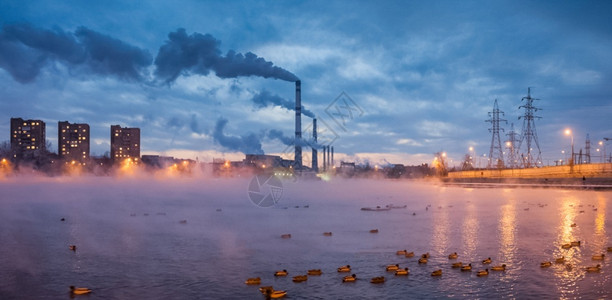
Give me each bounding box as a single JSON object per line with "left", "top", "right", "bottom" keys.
{"left": 498, "top": 197, "right": 516, "bottom": 264}
{"left": 432, "top": 198, "right": 450, "bottom": 256}
{"left": 558, "top": 195, "right": 578, "bottom": 245}
{"left": 555, "top": 194, "right": 581, "bottom": 298}
{"left": 461, "top": 199, "right": 478, "bottom": 258}
{"left": 591, "top": 194, "right": 607, "bottom": 251}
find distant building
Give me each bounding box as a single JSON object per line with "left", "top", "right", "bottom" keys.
{"left": 10, "top": 118, "right": 46, "bottom": 159}
{"left": 58, "top": 121, "right": 90, "bottom": 164}
{"left": 110, "top": 125, "right": 140, "bottom": 162}
{"left": 141, "top": 155, "right": 175, "bottom": 168}
{"left": 244, "top": 154, "right": 294, "bottom": 169}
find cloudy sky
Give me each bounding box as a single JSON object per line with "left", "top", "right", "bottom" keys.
{"left": 1, "top": 1, "right": 611, "bottom": 167}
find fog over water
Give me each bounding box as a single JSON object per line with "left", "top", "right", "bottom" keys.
{"left": 1, "top": 175, "right": 611, "bottom": 299}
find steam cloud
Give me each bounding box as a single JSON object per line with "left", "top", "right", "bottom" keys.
{"left": 0, "top": 23, "right": 152, "bottom": 83}
{"left": 251, "top": 90, "right": 315, "bottom": 118}
{"left": 154, "top": 28, "right": 298, "bottom": 84}
{"left": 213, "top": 118, "right": 264, "bottom": 154}
{"left": 267, "top": 129, "right": 322, "bottom": 148}
{"left": 0, "top": 24, "right": 298, "bottom": 85}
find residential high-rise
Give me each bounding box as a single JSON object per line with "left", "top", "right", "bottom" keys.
{"left": 58, "top": 121, "right": 90, "bottom": 164}
{"left": 10, "top": 118, "right": 46, "bottom": 159}
{"left": 110, "top": 125, "right": 140, "bottom": 162}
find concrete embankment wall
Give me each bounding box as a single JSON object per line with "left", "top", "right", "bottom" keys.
{"left": 448, "top": 163, "right": 612, "bottom": 179}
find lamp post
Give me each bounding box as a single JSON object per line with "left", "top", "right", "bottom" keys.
{"left": 561, "top": 150, "right": 565, "bottom": 165}
{"left": 468, "top": 147, "right": 474, "bottom": 169}
{"left": 602, "top": 138, "right": 611, "bottom": 163}
{"left": 565, "top": 129, "right": 574, "bottom": 166}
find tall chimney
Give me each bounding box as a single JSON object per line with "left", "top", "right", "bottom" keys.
{"left": 312, "top": 118, "right": 318, "bottom": 172}
{"left": 322, "top": 144, "right": 326, "bottom": 171}
{"left": 326, "top": 146, "right": 330, "bottom": 169}
{"left": 331, "top": 146, "right": 334, "bottom": 168}
{"left": 295, "top": 80, "right": 302, "bottom": 169}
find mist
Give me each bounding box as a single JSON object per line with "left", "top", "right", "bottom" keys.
{"left": 1, "top": 173, "right": 611, "bottom": 298}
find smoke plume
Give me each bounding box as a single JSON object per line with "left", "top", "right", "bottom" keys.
{"left": 213, "top": 118, "right": 264, "bottom": 154}
{"left": 0, "top": 25, "right": 298, "bottom": 85}
{"left": 154, "top": 28, "right": 298, "bottom": 84}
{"left": 267, "top": 129, "right": 322, "bottom": 148}
{"left": 0, "top": 23, "right": 152, "bottom": 83}
{"left": 251, "top": 90, "right": 315, "bottom": 118}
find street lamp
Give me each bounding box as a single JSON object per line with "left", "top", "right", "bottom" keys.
{"left": 565, "top": 129, "right": 574, "bottom": 166}
{"left": 468, "top": 147, "right": 475, "bottom": 168}
{"left": 600, "top": 139, "right": 610, "bottom": 163}
{"left": 561, "top": 150, "right": 565, "bottom": 164}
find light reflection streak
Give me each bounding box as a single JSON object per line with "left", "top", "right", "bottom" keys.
{"left": 462, "top": 198, "right": 478, "bottom": 259}
{"left": 432, "top": 197, "right": 449, "bottom": 257}
{"left": 593, "top": 194, "right": 606, "bottom": 238}
{"left": 590, "top": 194, "right": 609, "bottom": 300}
{"left": 498, "top": 197, "right": 516, "bottom": 264}
{"left": 496, "top": 193, "right": 517, "bottom": 296}
{"left": 555, "top": 195, "right": 580, "bottom": 298}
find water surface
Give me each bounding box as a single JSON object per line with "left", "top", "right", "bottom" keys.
{"left": 0, "top": 177, "right": 610, "bottom": 299}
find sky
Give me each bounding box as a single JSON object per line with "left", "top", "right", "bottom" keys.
{"left": 1, "top": 0, "right": 611, "bottom": 167}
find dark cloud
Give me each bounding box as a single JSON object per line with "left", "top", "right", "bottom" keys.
{"left": 0, "top": 23, "right": 152, "bottom": 83}
{"left": 251, "top": 89, "right": 315, "bottom": 118}
{"left": 0, "top": 25, "right": 299, "bottom": 88}
{"left": 73, "top": 27, "right": 152, "bottom": 81}
{"left": 154, "top": 28, "right": 298, "bottom": 84}
{"left": 212, "top": 118, "right": 264, "bottom": 154}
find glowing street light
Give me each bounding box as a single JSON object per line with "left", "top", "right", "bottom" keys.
{"left": 564, "top": 129, "right": 574, "bottom": 166}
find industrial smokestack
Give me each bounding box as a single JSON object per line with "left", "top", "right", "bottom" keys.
{"left": 326, "top": 146, "right": 330, "bottom": 170}
{"left": 295, "top": 80, "right": 302, "bottom": 169}
{"left": 312, "top": 118, "right": 318, "bottom": 172}
{"left": 322, "top": 144, "right": 326, "bottom": 171}
{"left": 331, "top": 146, "right": 334, "bottom": 168}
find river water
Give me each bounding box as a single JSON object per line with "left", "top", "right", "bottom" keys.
{"left": 0, "top": 176, "right": 610, "bottom": 299}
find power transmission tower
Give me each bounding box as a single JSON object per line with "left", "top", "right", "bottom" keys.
{"left": 486, "top": 99, "right": 506, "bottom": 168}
{"left": 585, "top": 134, "right": 591, "bottom": 164}
{"left": 506, "top": 123, "right": 519, "bottom": 168}
{"left": 516, "top": 88, "right": 542, "bottom": 168}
